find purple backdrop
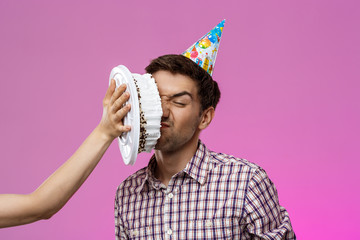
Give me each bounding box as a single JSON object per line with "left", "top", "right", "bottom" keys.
{"left": 1, "top": 0, "right": 359, "bottom": 239}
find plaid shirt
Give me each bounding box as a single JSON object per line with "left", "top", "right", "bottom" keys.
{"left": 115, "top": 141, "right": 296, "bottom": 239}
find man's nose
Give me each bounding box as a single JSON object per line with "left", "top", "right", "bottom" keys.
{"left": 161, "top": 98, "right": 170, "bottom": 118}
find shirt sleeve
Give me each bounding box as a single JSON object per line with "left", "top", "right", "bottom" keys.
{"left": 244, "top": 168, "right": 296, "bottom": 240}
{"left": 115, "top": 188, "right": 128, "bottom": 240}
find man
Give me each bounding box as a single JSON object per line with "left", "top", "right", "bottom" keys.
{"left": 114, "top": 54, "right": 296, "bottom": 239}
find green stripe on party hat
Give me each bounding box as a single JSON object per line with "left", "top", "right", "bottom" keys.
{"left": 182, "top": 19, "right": 225, "bottom": 76}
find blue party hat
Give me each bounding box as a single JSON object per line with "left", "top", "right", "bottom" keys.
{"left": 182, "top": 19, "right": 225, "bottom": 76}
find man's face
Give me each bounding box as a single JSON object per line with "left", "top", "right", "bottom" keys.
{"left": 153, "top": 70, "right": 202, "bottom": 152}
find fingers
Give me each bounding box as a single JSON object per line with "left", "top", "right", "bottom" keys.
{"left": 110, "top": 83, "right": 127, "bottom": 106}
{"left": 111, "top": 90, "right": 130, "bottom": 113}
{"left": 106, "top": 80, "right": 131, "bottom": 116}
{"left": 118, "top": 122, "right": 132, "bottom": 132}
{"left": 103, "top": 79, "right": 116, "bottom": 106}
{"left": 113, "top": 103, "right": 131, "bottom": 123}
{"left": 98, "top": 80, "right": 134, "bottom": 139}
{"left": 107, "top": 82, "right": 132, "bottom": 130}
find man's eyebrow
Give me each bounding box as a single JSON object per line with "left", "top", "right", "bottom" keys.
{"left": 169, "top": 91, "right": 193, "bottom": 99}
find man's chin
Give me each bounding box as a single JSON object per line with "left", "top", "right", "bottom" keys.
{"left": 154, "top": 137, "right": 171, "bottom": 152}
{"left": 154, "top": 138, "right": 164, "bottom": 150}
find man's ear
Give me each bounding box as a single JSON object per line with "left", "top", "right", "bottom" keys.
{"left": 198, "top": 106, "right": 215, "bottom": 130}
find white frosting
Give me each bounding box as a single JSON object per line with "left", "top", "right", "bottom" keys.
{"left": 132, "top": 73, "right": 162, "bottom": 152}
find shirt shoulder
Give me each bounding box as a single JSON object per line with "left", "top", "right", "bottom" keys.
{"left": 116, "top": 166, "right": 148, "bottom": 199}
{"left": 201, "top": 147, "right": 272, "bottom": 191}
{"left": 207, "top": 149, "right": 262, "bottom": 173}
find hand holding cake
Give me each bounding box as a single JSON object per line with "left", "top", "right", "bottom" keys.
{"left": 97, "top": 79, "right": 132, "bottom": 140}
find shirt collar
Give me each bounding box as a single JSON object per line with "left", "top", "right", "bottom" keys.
{"left": 136, "top": 155, "right": 158, "bottom": 192}
{"left": 182, "top": 140, "right": 210, "bottom": 185}
{"left": 138, "top": 140, "right": 211, "bottom": 192}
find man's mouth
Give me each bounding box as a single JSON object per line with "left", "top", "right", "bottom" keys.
{"left": 161, "top": 122, "right": 170, "bottom": 128}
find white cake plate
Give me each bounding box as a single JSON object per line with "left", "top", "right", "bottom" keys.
{"left": 109, "top": 65, "right": 140, "bottom": 165}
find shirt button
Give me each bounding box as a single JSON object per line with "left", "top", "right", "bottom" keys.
{"left": 167, "top": 229, "right": 173, "bottom": 235}
{"left": 132, "top": 230, "right": 139, "bottom": 237}
{"left": 168, "top": 193, "right": 174, "bottom": 199}
{"left": 205, "top": 220, "right": 213, "bottom": 227}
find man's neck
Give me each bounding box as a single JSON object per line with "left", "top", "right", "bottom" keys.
{"left": 154, "top": 136, "right": 199, "bottom": 187}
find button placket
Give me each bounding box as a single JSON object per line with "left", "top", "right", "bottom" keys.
{"left": 163, "top": 190, "right": 171, "bottom": 239}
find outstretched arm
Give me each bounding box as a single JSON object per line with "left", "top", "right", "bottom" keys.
{"left": 0, "top": 79, "right": 130, "bottom": 228}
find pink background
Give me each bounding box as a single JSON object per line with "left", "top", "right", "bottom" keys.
{"left": 1, "top": 0, "right": 359, "bottom": 239}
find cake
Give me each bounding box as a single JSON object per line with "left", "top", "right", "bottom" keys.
{"left": 109, "top": 65, "right": 162, "bottom": 165}
{"left": 132, "top": 73, "right": 162, "bottom": 153}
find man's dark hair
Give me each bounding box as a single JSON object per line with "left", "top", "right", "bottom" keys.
{"left": 145, "top": 54, "right": 221, "bottom": 112}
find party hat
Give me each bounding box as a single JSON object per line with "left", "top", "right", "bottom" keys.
{"left": 182, "top": 19, "right": 225, "bottom": 76}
